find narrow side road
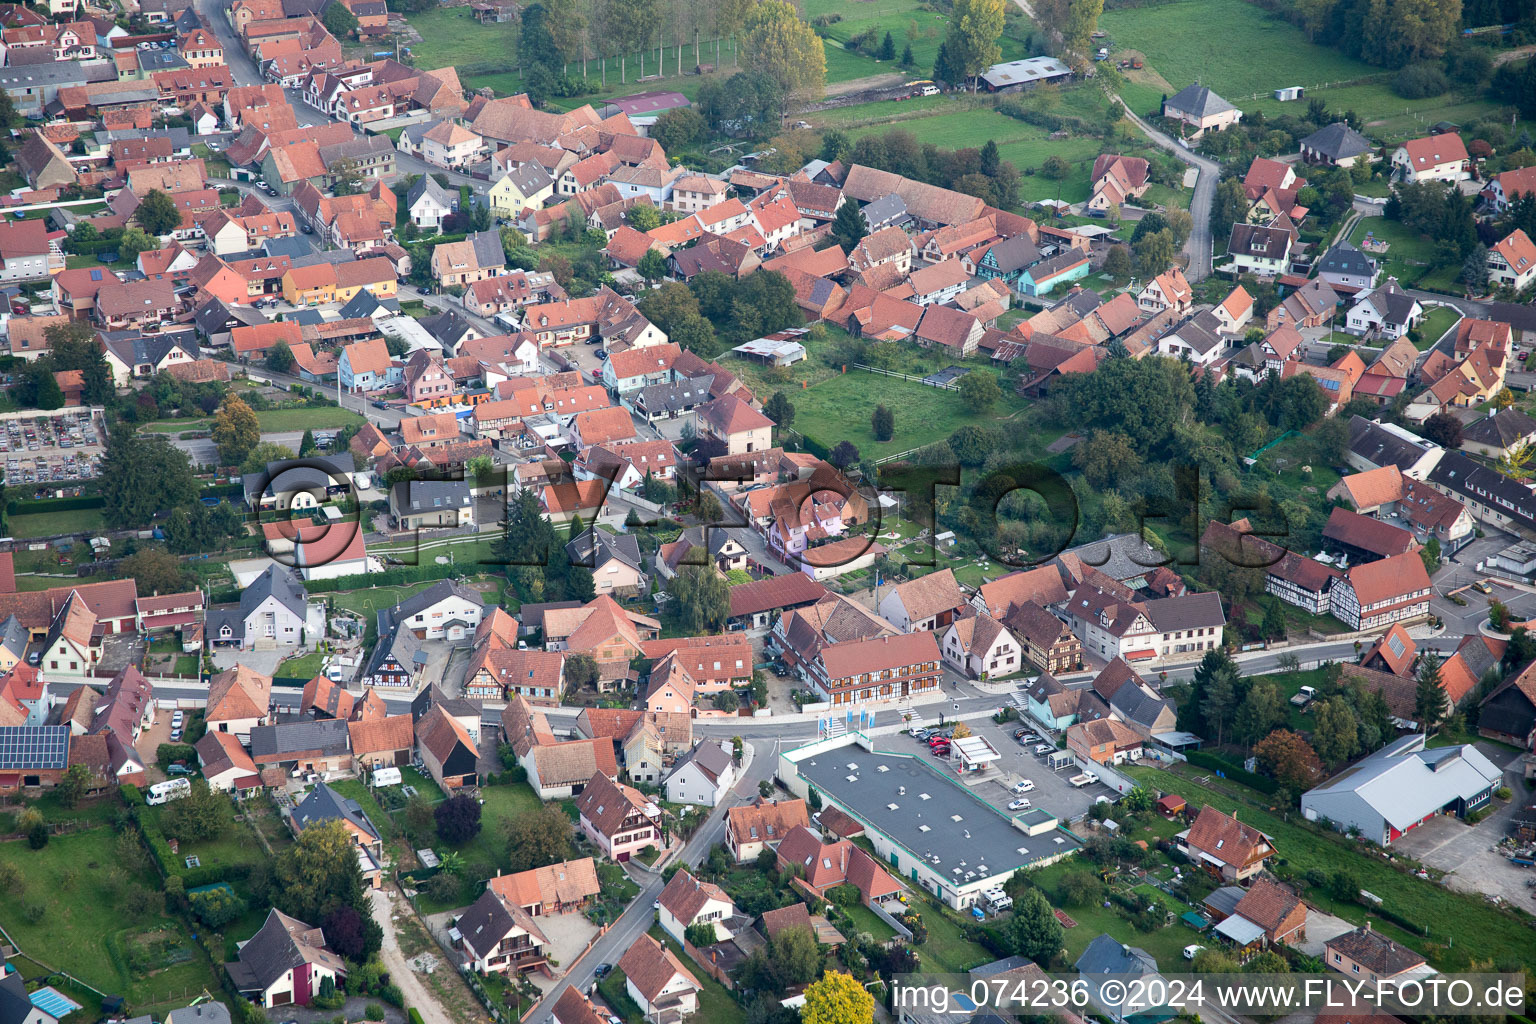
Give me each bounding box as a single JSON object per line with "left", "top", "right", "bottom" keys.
{"left": 1110, "top": 92, "right": 1220, "bottom": 282}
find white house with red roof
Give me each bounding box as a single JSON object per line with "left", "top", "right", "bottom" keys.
{"left": 1489, "top": 228, "right": 1536, "bottom": 292}
{"left": 1391, "top": 133, "right": 1470, "bottom": 183}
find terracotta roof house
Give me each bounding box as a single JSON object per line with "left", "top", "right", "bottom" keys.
{"left": 574, "top": 770, "right": 661, "bottom": 861}
{"left": 205, "top": 664, "right": 273, "bottom": 742}
{"left": 877, "top": 568, "right": 966, "bottom": 633}
{"left": 725, "top": 796, "right": 809, "bottom": 863}
{"left": 488, "top": 857, "right": 601, "bottom": 916}
{"left": 1229, "top": 878, "right": 1307, "bottom": 946}
{"left": 616, "top": 935, "right": 700, "bottom": 1021}
{"left": 347, "top": 714, "right": 415, "bottom": 769}
{"left": 774, "top": 825, "right": 902, "bottom": 904}
{"left": 1178, "top": 804, "right": 1275, "bottom": 883}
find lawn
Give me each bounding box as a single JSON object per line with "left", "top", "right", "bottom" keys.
{"left": 1124, "top": 763, "right": 1536, "bottom": 970}
{"left": 276, "top": 649, "right": 324, "bottom": 680}
{"left": 1416, "top": 305, "right": 1462, "bottom": 351}
{"left": 766, "top": 364, "right": 1030, "bottom": 460}
{"left": 141, "top": 410, "right": 363, "bottom": 436}
{"left": 911, "top": 903, "right": 992, "bottom": 974}
{"left": 331, "top": 579, "right": 448, "bottom": 618}
{"left": 6, "top": 507, "right": 106, "bottom": 538}
{"left": 0, "top": 828, "right": 222, "bottom": 1014}
{"left": 142, "top": 800, "right": 272, "bottom": 879}
{"left": 442, "top": 780, "right": 543, "bottom": 878}
{"left": 64, "top": 252, "right": 133, "bottom": 270}
{"left": 841, "top": 108, "right": 1108, "bottom": 203}
{"left": 844, "top": 901, "right": 897, "bottom": 943}
{"left": 1099, "top": 0, "right": 1376, "bottom": 107}
{"left": 1349, "top": 216, "right": 1437, "bottom": 289}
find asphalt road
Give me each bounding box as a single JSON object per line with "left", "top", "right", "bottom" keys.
{"left": 1112, "top": 95, "right": 1220, "bottom": 283}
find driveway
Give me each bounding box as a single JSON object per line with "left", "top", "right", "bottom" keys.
{"left": 211, "top": 648, "right": 293, "bottom": 674}
{"left": 1295, "top": 908, "right": 1356, "bottom": 957}
{"left": 1388, "top": 744, "right": 1531, "bottom": 906}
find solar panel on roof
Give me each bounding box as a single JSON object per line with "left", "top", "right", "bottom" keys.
{"left": 0, "top": 726, "right": 69, "bottom": 770}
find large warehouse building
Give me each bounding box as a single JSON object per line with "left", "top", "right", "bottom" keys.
{"left": 777, "top": 736, "right": 1082, "bottom": 910}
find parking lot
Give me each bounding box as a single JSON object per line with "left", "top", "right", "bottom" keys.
{"left": 1, "top": 409, "right": 106, "bottom": 485}
{"left": 874, "top": 713, "right": 1111, "bottom": 824}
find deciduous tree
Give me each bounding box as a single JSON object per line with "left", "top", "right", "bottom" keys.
{"left": 942, "top": 0, "right": 1005, "bottom": 89}
{"left": 118, "top": 546, "right": 194, "bottom": 594}
{"left": 133, "top": 189, "right": 182, "bottom": 235}
{"left": 504, "top": 804, "right": 573, "bottom": 872}
{"left": 1311, "top": 697, "right": 1359, "bottom": 766}
{"left": 802, "top": 971, "right": 874, "bottom": 1024}
{"left": 957, "top": 369, "right": 1002, "bottom": 412}
{"left": 740, "top": 0, "right": 826, "bottom": 104}
{"left": 212, "top": 395, "right": 261, "bottom": 467}
{"left": 1254, "top": 729, "right": 1324, "bottom": 790}
{"left": 162, "top": 780, "right": 231, "bottom": 844}
{"left": 434, "top": 793, "right": 483, "bottom": 844}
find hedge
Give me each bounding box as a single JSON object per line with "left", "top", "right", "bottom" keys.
{"left": 6, "top": 494, "right": 105, "bottom": 515}
{"left": 1370, "top": 906, "right": 1428, "bottom": 937}
{"left": 1185, "top": 751, "right": 1280, "bottom": 795}
{"left": 120, "top": 782, "right": 144, "bottom": 806}
{"left": 132, "top": 804, "right": 254, "bottom": 888}
{"left": 408, "top": 1009, "right": 426, "bottom": 1024}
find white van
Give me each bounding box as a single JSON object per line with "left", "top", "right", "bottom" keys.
{"left": 146, "top": 778, "right": 192, "bottom": 805}
{"left": 372, "top": 766, "right": 403, "bottom": 787}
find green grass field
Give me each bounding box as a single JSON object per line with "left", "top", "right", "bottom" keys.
{"left": 1100, "top": 0, "right": 1529, "bottom": 143}
{"left": 1349, "top": 216, "right": 1437, "bottom": 289}
{"left": 1100, "top": 0, "right": 1376, "bottom": 104}
{"left": 787, "top": 369, "right": 1027, "bottom": 459}
{"left": 1417, "top": 305, "right": 1462, "bottom": 350}
{"left": 275, "top": 649, "right": 324, "bottom": 679}
{"left": 841, "top": 107, "right": 1109, "bottom": 202}
{"left": 142, "top": 408, "right": 365, "bottom": 434}
{"left": 0, "top": 828, "right": 222, "bottom": 1012}
{"left": 1125, "top": 764, "right": 1536, "bottom": 969}
{"left": 331, "top": 580, "right": 454, "bottom": 618}
{"left": 7, "top": 507, "right": 106, "bottom": 538}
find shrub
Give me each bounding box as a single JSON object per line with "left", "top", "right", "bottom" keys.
{"left": 1393, "top": 63, "right": 1450, "bottom": 99}
{"left": 366, "top": 1004, "right": 387, "bottom": 1022}
{"left": 1495, "top": 786, "right": 1512, "bottom": 800}
{"left": 26, "top": 822, "right": 47, "bottom": 849}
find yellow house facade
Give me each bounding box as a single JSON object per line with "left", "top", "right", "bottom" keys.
{"left": 488, "top": 167, "right": 556, "bottom": 220}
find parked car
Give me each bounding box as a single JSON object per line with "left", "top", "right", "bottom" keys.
{"left": 1013, "top": 779, "right": 1035, "bottom": 793}
{"left": 169, "top": 727, "right": 183, "bottom": 742}
{"left": 594, "top": 963, "right": 613, "bottom": 978}
{"left": 1007, "top": 799, "right": 1030, "bottom": 810}
{"left": 1184, "top": 945, "right": 1204, "bottom": 960}
{"left": 1033, "top": 744, "right": 1051, "bottom": 755}
{"left": 167, "top": 764, "right": 195, "bottom": 776}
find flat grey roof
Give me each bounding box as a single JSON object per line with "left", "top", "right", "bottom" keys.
{"left": 796, "top": 748, "right": 1082, "bottom": 881}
